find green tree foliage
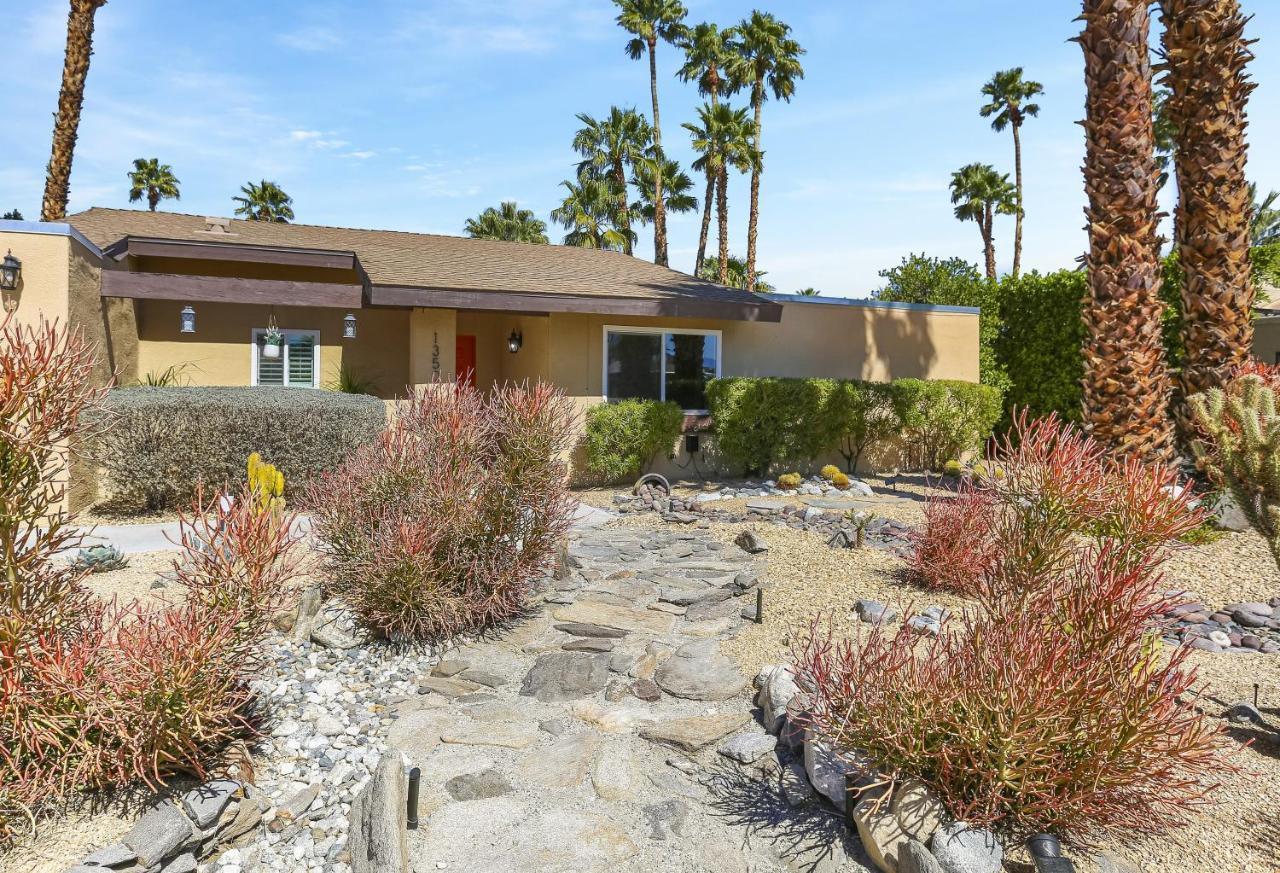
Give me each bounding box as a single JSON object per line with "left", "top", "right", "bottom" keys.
{"left": 571, "top": 107, "right": 652, "bottom": 255}
{"left": 464, "top": 201, "right": 549, "bottom": 244}
{"left": 993, "top": 270, "right": 1087, "bottom": 422}
{"left": 979, "top": 68, "right": 1043, "bottom": 278}
{"left": 2, "top": 209, "right": 24, "bottom": 221}
{"left": 820, "top": 380, "right": 897, "bottom": 471}
{"left": 949, "top": 163, "right": 1017, "bottom": 280}
{"left": 127, "top": 158, "right": 180, "bottom": 211}
{"left": 551, "top": 174, "right": 631, "bottom": 250}
{"left": 874, "top": 254, "right": 1008, "bottom": 395}
{"left": 631, "top": 156, "right": 697, "bottom": 224}
{"left": 889, "top": 378, "right": 1003, "bottom": 471}
{"left": 233, "top": 180, "right": 294, "bottom": 223}
{"left": 583, "top": 399, "right": 684, "bottom": 482}
{"left": 699, "top": 255, "right": 774, "bottom": 292}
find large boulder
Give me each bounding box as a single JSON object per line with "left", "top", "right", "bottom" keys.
{"left": 754, "top": 665, "right": 799, "bottom": 734}
{"left": 348, "top": 755, "right": 409, "bottom": 873}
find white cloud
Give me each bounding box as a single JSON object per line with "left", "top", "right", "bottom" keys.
{"left": 289, "top": 130, "right": 322, "bottom": 142}
{"left": 340, "top": 150, "right": 377, "bottom": 160}
{"left": 276, "top": 26, "right": 344, "bottom": 52}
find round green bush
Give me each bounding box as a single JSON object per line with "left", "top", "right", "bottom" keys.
{"left": 582, "top": 399, "right": 684, "bottom": 483}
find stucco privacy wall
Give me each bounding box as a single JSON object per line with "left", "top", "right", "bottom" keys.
{"left": 1255, "top": 316, "right": 1280, "bottom": 365}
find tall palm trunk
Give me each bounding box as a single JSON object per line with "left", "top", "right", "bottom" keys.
{"left": 648, "top": 37, "right": 669, "bottom": 267}
{"left": 41, "top": 0, "right": 107, "bottom": 222}
{"left": 981, "top": 204, "right": 997, "bottom": 281}
{"left": 1160, "top": 0, "right": 1255, "bottom": 429}
{"left": 694, "top": 86, "right": 719, "bottom": 277}
{"left": 745, "top": 82, "right": 764, "bottom": 292}
{"left": 1078, "top": 0, "right": 1175, "bottom": 465}
{"left": 612, "top": 157, "right": 633, "bottom": 256}
{"left": 717, "top": 164, "right": 730, "bottom": 285}
{"left": 148, "top": 189, "right": 159, "bottom": 211}
{"left": 1011, "top": 122, "right": 1024, "bottom": 278}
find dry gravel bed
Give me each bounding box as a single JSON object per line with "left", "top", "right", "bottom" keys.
{"left": 604, "top": 500, "right": 1280, "bottom": 873}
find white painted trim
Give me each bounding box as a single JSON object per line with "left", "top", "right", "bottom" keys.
{"left": 0, "top": 219, "right": 105, "bottom": 259}
{"left": 601, "top": 325, "right": 722, "bottom": 413}
{"left": 250, "top": 328, "right": 320, "bottom": 388}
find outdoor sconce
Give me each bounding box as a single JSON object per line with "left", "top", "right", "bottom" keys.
{"left": 507, "top": 329, "right": 523, "bottom": 353}
{"left": 180, "top": 305, "right": 196, "bottom": 334}
{"left": 343, "top": 312, "right": 357, "bottom": 339}
{"left": 0, "top": 250, "right": 21, "bottom": 291}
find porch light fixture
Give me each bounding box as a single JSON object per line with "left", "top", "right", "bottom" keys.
{"left": 343, "top": 312, "right": 357, "bottom": 339}
{"left": 180, "top": 305, "right": 196, "bottom": 334}
{"left": 0, "top": 251, "right": 20, "bottom": 291}
{"left": 507, "top": 329, "right": 522, "bottom": 354}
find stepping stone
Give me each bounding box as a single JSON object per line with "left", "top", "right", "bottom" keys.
{"left": 640, "top": 713, "right": 750, "bottom": 752}
{"left": 654, "top": 641, "right": 748, "bottom": 701}
{"left": 719, "top": 732, "right": 778, "bottom": 764}
{"left": 432, "top": 659, "right": 471, "bottom": 677}
{"left": 630, "top": 679, "right": 662, "bottom": 702}
{"left": 554, "top": 622, "right": 629, "bottom": 639}
{"left": 419, "top": 676, "right": 484, "bottom": 698}
{"left": 518, "top": 733, "right": 598, "bottom": 788}
{"left": 520, "top": 652, "right": 610, "bottom": 702}
{"left": 563, "top": 638, "right": 615, "bottom": 653}
{"left": 552, "top": 601, "right": 675, "bottom": 636}
{"left": 591, "top": 744, "right": 642, "bottom": 801}
{"left": 641, "top": 799, "right": 689, "bottom": 841}
{"left": 445, "top": 769, "right": 513, "bottom": 801}
{"left": 439, "top": 723, "right": 539, "bottom": 749}
{"left": 458, "top": 668, "right": 508, "bottom": 689}
{"left": 685, "top": 598, "right": 744, "bottom": 622}
{"left": 659, "top": 584, "right": 732, "bottom": 607}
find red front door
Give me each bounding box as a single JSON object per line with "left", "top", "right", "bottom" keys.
{"left": 456, "top": 335, "right": 477, "bottom": 389}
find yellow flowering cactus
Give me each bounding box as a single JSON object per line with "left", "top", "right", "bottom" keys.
{"left": 247, "top": 452, "right": 286, "bottom": 518}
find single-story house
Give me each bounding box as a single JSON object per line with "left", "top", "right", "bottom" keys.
{"left": 0, "top": 209, "right": 979, "bottom": 484}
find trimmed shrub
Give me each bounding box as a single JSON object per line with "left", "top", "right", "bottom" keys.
{"left": 583, "top": 399, "right": 684, "bottom": 483}
{"left": 777, "top": 472, "right": 802, "bottom": 490}
{"left": 821, "top": 380, "right": 899, "bottom": 473}
{"left": 706, "top": 377, "right": 832, "bottom": 475}
{"left": 306, "top": 382, "right": 577, "bottom": 641}
{"left": 88, "top": 387, "right": 386, "bottom": 511}
{"left": 891, "top": 379, "right": 1003, "bottom": 471}
{"left": 993, "top": 270, "right": 1088, "bottom": 423}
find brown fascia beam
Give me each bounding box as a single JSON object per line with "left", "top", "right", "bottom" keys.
{"left": 101, "top": 271, "right": 363, "bottom": 308}
{"left": 103, "top": 236, "right": 359, "bottom": 272}
{"left": 369, "top": 285, "right": 784, "bottom": 323}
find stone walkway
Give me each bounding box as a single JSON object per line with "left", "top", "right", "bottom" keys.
{"left": 386, "top": 525, "right": 871, "bottom": 873}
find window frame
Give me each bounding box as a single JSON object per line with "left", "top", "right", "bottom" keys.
{"left": 250, "top": 328, "right": 321, "bottom": 389}
{"left": 601, "top": 325, "right": 722, "bottom": 414}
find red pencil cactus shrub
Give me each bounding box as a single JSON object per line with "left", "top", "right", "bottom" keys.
{"left": 906, "top": 484, "right": 999, "bottom": 595}
{"left": 306, "top": 381, "right": 577, "bottom": 642}
{"left": 795, "top": 543, "right": 1232, "bottom": 844}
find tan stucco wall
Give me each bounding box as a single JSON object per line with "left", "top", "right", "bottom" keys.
{"left": 0, "top": 230, "right": 71, "bottom": 325}
{"left": 409, "top": 307, "right": 456, "bottom": 388}
{"left": 1254, "top": 317, "right": 1280, "bottom": 365}
{"left": 135, "top": 300, "right": 409, "bottom": 396}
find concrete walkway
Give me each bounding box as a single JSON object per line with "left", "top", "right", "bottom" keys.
{"left": 72, "top": 503, "right": 616, "bottom": 554}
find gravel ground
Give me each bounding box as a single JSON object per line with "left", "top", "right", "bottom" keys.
{"left": 79, "top": 550, "right": 177, "bottom": 604}
{"left": 604, "top": 503, "right": 1280, "bottom": 873}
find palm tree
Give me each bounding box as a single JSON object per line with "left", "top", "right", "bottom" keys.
{"left": 1077, "top": 0, "right": 1174, "bottom": 465}
{"left": 127, "top": 158, "right": 180, "bottom": 211}
{"left": 699, "top": 255, "right": 775, "bottom": 293}
{"left": 1152, "top": 86, "right": 1177, "bottom": 191}
{"left": 795, "top": 287, "right": 820, "bottom": 296}
{"left": 615, "top": 0, "right": 688, "bottom": 267}
{"left": 631, "top": 157, "right": 697, "bottom": 225}
{"left": 2, "top": 210, "right": 23, "bottom": 221}
{"left": 1251, "top": 184, "right": 1280, "bottom": 247}
{"left": 232, "top": 180, "right": 294, "bottom": 223}
{"left": 551, "top": 174, "right": 631, "bottom": 251}
{"left": 725, "top": 11, "right": 805, "bottom": 292}
{"left": 949, "top": 163, "right": 1017, "bottom": 281}
{"left": 40, "top": 0, "right": 108, "bottom": 222}
{"left": 979, "top": 68, "right": 1043, "bottom": 279}
{"left": 464, "top": 202, "right": 549, "bottom": 244}
{"left": 684, "top": 103, "right": 756, "bottom": 285}
{"left": 677, "top": 21, "right": 738, "bottom": 275}
{"left": 572, "top": 108, "right": 652, "bottom": 256}
{"left": 1159, "top": 0, "right": 1256, "bottom": 420}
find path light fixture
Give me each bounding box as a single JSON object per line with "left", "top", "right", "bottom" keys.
{"left": 180, "top": 305, "right": 196, "bottom": 334}
{"left": 507, "top": 329, "right": 523, "bottom": 354}
{"left": 343, "top": 312, "right": 357, "bottom": 339}
{"left": 0, "top": 251, "right": 21, "bottom": 291}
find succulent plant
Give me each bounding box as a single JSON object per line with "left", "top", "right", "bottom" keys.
{"left": 776, "top": 472, "right": 803, "bottom": 490}
{"left": 72, "top": 545, "right": 129, "bottom": 574}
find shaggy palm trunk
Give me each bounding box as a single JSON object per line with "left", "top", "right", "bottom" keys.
{"left": 717, "top": 164, "right": 730, "bottom": 285}
{"left": 982, "top": 204, "right": 997, "bottom": 281}
{"left": 41, "top": 0, "right": 106, "bottom": 222}
{"left": 746, "top": 83, "right": 764, "bottom": 293}
{"left": 695, "top": 168, "right": 714, "bottom": 276}
{"left": 1078, "top": 0, "right": 1175, "bottom": 465}
{"left": 148, "top": 189, "right": 159, "bottom": 211}
{"left": 612, "top": 158, "right": 633, "bottom": 256}
{"left": 648, "top": 38, "right": 669, "bottom": 267}
{"left": 1012, "top": 121, "right": 1024, "bottom": 279}
{"left": 1160, "top": 0, "right": 1256, "bottom": 432}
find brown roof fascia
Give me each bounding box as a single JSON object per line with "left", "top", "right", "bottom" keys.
{"left": 101, "top": 271, "right": 364, "bottom": 309}
{"left": 369, "top": 285, "right": 783, "bottom": 323}
{"left": 102, "top": 236, "right": 360, "bottom": 272}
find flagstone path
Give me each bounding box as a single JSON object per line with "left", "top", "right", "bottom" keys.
{"left": 388, "top": 525, "right": 872, "bottom": 873}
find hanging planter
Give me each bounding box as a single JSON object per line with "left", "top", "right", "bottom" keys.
{"left": 262, "top": 326, "right": 283, "bottom": 359}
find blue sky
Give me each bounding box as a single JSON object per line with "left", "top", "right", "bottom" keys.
{"left": 2, "top": 0, "right": 1278, "bottom": 296}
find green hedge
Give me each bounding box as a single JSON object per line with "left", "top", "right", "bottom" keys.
{"left": 87, "top": 387, "right": 387, "bottom": 511}
{"left": 707, "top": 376, "right": 1002, "bottom": 474}
{"left": 994, "top": 270, "right": 1087, "bottom": 423}
{"left": 582, "top": 399, "right": 684, "bottom": 483}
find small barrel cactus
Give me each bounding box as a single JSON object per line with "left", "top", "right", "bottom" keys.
{"left": 777, "top": 472, "right": 803, "bottom": 490}
{"left": 942, "top": 459, "right": 965, "bottom": 479}
{"left": 73, "top": 544, "right": 129, "bottom": 574}
{"left": 832, "top": 471, "right": 851, "bottom": 489}
{"left": 820, "top": 464, "right": 842, "bottom": 481}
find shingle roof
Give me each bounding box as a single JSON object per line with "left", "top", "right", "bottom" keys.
{"left": 67, "top": 208, "right": 766, "bottom": 309}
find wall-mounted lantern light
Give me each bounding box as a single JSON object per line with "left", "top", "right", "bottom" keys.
{"left": 507, "top": 329, "right": 523, "bottom": 354}
{"left": 0, "top": 251, "right": 21, "bottom": 291}
{"left": 180, "top": 305, "right": 196, "bottom": 334}
{"left": 343, "top": 312, "right": 357, "bottom": 339}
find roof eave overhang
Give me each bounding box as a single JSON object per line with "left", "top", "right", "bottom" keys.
{"left": 369, "top": 285, "right": 783, "bottom": 323}
{"left": 103, "top": 235, "right": 361, "bottom": 272}
{"left": 100, "top": 271, "right": 364, "bottom": 309}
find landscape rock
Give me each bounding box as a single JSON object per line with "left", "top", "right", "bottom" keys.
{"left": 853, "top": 798, "right": 908, "bottom": 873}
{"left": 639, "top": 713, "right": 750, "bottom": 752}
{"left": 654, "top": 640, "right": 747, "bottom": 701}
{"left": 520, "top": 652, "right": 610, "bottom": 702}
{"left": 893, "top": 780, "right": 944, "bottom": 843}
{"left": 445, "top": 768, "right": 514, "bottom": 801}
{"left": 900, "top": 839, "right": 946, "bottom": 873}
{"left": 81, "top": 843, "right": 137, "bottom": 867}
{"left": 347, "top": 754, "right": 409, "bottom": 873}
{"left": 855, "top": 599, "right": 898, "bottom": 624}
{"left": 931, "top": 822, "right": 1002, "bottom": 873}
{"left": 755, "top": 665, "right": 800, "bottom": 734}
{"left": 803, "top": 732, "right": 857, "bottom": 811}
{"left": 735, "top": 529, "right": 769, "bottom": 553}
{"left": 181, "top": 779, "right": 242, "bottom": 828}
{"left": 122, "top": 802, "right": 197, "bottom": 868}
{"left": 718, "top": 732, "right": 778, "bottom": 764}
